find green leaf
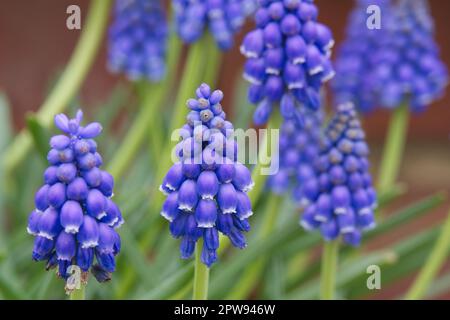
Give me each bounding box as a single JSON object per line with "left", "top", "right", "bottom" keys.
{"left": 26, "top": 113, "right": 50, "bottom": 161}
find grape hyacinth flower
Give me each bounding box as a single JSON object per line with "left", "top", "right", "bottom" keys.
{"left": 267, "top": 109, "right": 322, "bottom": 206}
{"left": 300, "top": 103, "right": 377, "bottom": 246}
{"left": 27, "top": 110, "right": 123, "bottom": 286}
{"left": 173, "top": 0, "right": 256, "bottom": 50}
{"left": 333, "top": 0, "right": 448, "bottom": 112}
{"left": 241, "top": 0, "right": 335, "bottom": 125}
{"left": 160, "top": 83, "right": 254, "bottom": 267}
{"left": 108, "top": 0, "right": 168, "bottom": 82}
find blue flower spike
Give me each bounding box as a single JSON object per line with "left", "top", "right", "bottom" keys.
{"left": 160, "top": 83, "right": 254, "bottom": 267}
{"left": 173, "top": 0, "right": 257, "bottom": 50}
{"left": 300, "top": 102, "right": 377, "bottom": 246}
{"left": 333, "top": 0, "right": 448, "bottom": 113}
{"left": 267, "top": 109, "right": 322, "bottom": 207}
{"left": 241, "top": 0, "right": 335, "bottom": 125}
{"left": 28, "top": 110, "right": 123, "bottom": 290}
{"left": 108, "top": 0, "right": 168, "bottom": 82}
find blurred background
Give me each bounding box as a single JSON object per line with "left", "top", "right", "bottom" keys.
{"left": 0, "top": 0, "right": 449, "bottom": 299}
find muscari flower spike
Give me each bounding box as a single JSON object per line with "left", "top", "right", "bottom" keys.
{"left": 267, "top": 109, "right": 322, "bottom": 207}
{"left": 299, "top": 103, "right": 377, "bottom": 246}
{"left": 28, "top": 110, "right": 123, "bottom": 284}
{"left": 173, "top": 0, "right": 257, "bottom": 50}
{"left": 108, "top": 0, "right": 168, "bottom": 82}
{"left": 241, "top": 0, "right": 335, "bottom": 125}
{"left": 160, "top": 83, "right": 254, "bottom": 267}
{"left": 333, "top": 0, "right": 448, "bottom": 113}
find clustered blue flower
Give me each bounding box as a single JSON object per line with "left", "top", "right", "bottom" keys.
{"left": 108, "top": 0, "right": 168, "bottom": 82}
{"left": 267, "top": 110, "right": 322, "bottom": 207}
{"left": 333, "top": 0, "right": 448, "bottom": 113}
{"left": 241, "top": 0, "right": 335, "bottom": 125}
{"left": 160, "top": 83, "right": 254, "bottom": 267}
{"left": 173, "top": 0, "right": 256, "bottom": 50}
{"left": 300, "top": 103, "right": 377, "bottom": 246}
{"left": 28, "top": 110, "right": 123, "bottom": 283}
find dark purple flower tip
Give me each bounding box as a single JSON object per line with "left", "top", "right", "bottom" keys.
{"left": 73, "top": 139, "right": 91, "bottom": 156}
{"left": 203, "top": 228, "right": 219, "bottom": 251}
{"left": 197, "top": 83, "right": 211, "bottom": 99}
{"left": 45, "top": 252, "right": 58, "bottom": 270}
{"left": 281, "top": 13, "right": 301, "bottom": 36}
{"left": 209, "top": 90, "right": 224, "bottom": 105}
{"left": 248, "top": 84, "right": 264, "bottom": 104}
{"left": 320, "top": 219, "right": 339, "bottom": 241}
{"left": 79, "top": 122, "right": 103, "bottom": 139}
{"left": 91, "top": 264, "right": 112, "bottom": 282}
{"left": 44, "top": 166, "right": 59, "bottom": 185}
{"left": 217, "top": 183, "right": 238, "bottom": 214}
{"left": 77, "top": 247, "right": 94, "bottom": 272}
{"left": 297, "top": 2, "right": 318, "bottom": 21}
{"left": 101, "top": 199, "right": 121, "bottom": 227}
{"left": 263, "top": 22, "right": 282, "bottom": 48}
{"left": 268, "top": 1, "right": 285, "bottom": 20}
{"left": 315, "top": 193, "right": 332, "bottom": 222}
{"left": 99, "top": 171, "right": 115, "bottom": 197}
{"left": 85, "top": 189, "right": 107, "bottom": 220}
{"left": 228, "top": 227, "right": 247, "bottom": 249}
{"left": 253, "top": 100, "right": 273, "bottom": 125}
{"left": 180, "top": 237, "right": 196, "bottom": 259}
{"left": 331, "top": 186, "right": 351, "bottom": 215}
{"left": 66, "top": 177, "right": 88, "bottom": 201}
{"left": 232, "top": 162, "right": 254, "bottom": 192}
{"left": 236, "top": 191, "right": 253, "bottom": 220}
{"left": 37, "top": 207, "right": 61, "bottom": 240}
{"left": 82, "top": 167, "right": 102, "bottom": 188}
{"left": 265, "top": 75, "right": 284, "bottom": 101}
{"left": 343, "top": 230, "right": 361, "bottom": 247}
{"left": 161, "top": 191, "right": 180, "bottom": 222}
{"left": 170, "top": 213, "right": 187, "bottom": 238}
{"left": 195, "top": 199, "right": 218, "bottom": 228}
{"left": 357, "top": 213, "right": 376, "bottom": 231}
{"left": 337, "top": 208, "right": 356, "bottom": 234}
{"left": 215, "top": 159, "right": 236, "bottom": 183}
{"left": 185, "top": 213, "right": 202, "bottom": 240}
{"left": 32, "top": 236, "right": 54, "bottom": 261}
{"left": 241, "top": 29, "right": 264, "bottom": 58}
{"left": 201, "top": 245, "right": 217, "bottom": 268}
{"left": 95, "top": 251, "right": 116, "bottom": 272}
{"left": 97, "top": 223, "right": 117, "bottom": 254}
{"left": 50, "top": 135, "right": 71, "bottom": 150}
{"left": 47, "top": 182, "right": 66, "bottom": 209}
{"left": 177, "top": 179, "right": 198, "bottom": 212}
{"left": 182, "top": 159, "right": 202, "bottom": 179}
{"left": 305, "top": 45, "right": 323, "bottom": 75}
{"left": 27, "top": 210, "right": 42, "bottom": 236}
{"left": 329, "top": 165, "right": 347, "bottom": 185}
{"left": 35, "top": 184, "right": 50, "bottom": 212}
{"left": 233, "top": 215, "right": 251, "bottom": 232}
{"left": 77, "top": 215, "right": 100, "bottom": 249}
{"left": 60, "top": 200, "right": 84, "bottom": 234}
{"left": 56, "top": 163, "right": 77, "bottom": 184}
{"left": 280, "top": 93, "right": 295, "bottom": 118}
{"left": 77, "top": 152, "right": 97, "bottom": 171}
{"left": 300, "top": 204, "right": 320, "bottom": 231}
{"left": 162, "top": 163, "right": 185, "bottom": 191}
{"left": 216, "top": 211, "right": 234, "bottom": 235}
{"left": 196, "top": 171, "right": 219, "bottom": 200}
{"left": 54, "top": 113, "right": 70, "bottom": 133}
{"left": 55, "top": 231, "right": 76, "bottom": 261}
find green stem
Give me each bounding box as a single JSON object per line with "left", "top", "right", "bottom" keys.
{"left": 320, "top": 241, "right": 339, "bottom": 300}
{"left": 405, "top": 208, "right": 450, "bottom": 300}
{"left": 3, "top": 0, "right": 111, "bottom": 174}
{"left": 377, "top": 103, "right": 409, "bottom": 192}
{"left": 69, "top": 284, "right": 85, "bottom": 300}
{"left": 193, "top": 240, "right": 209, "bottom": 300}
{"left": 107, "top": 36, "right": 182, "bottom": 179}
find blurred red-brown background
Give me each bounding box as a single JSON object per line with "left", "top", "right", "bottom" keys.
{"left": 0, "top": 0, "right": 449, "bottom": 299}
